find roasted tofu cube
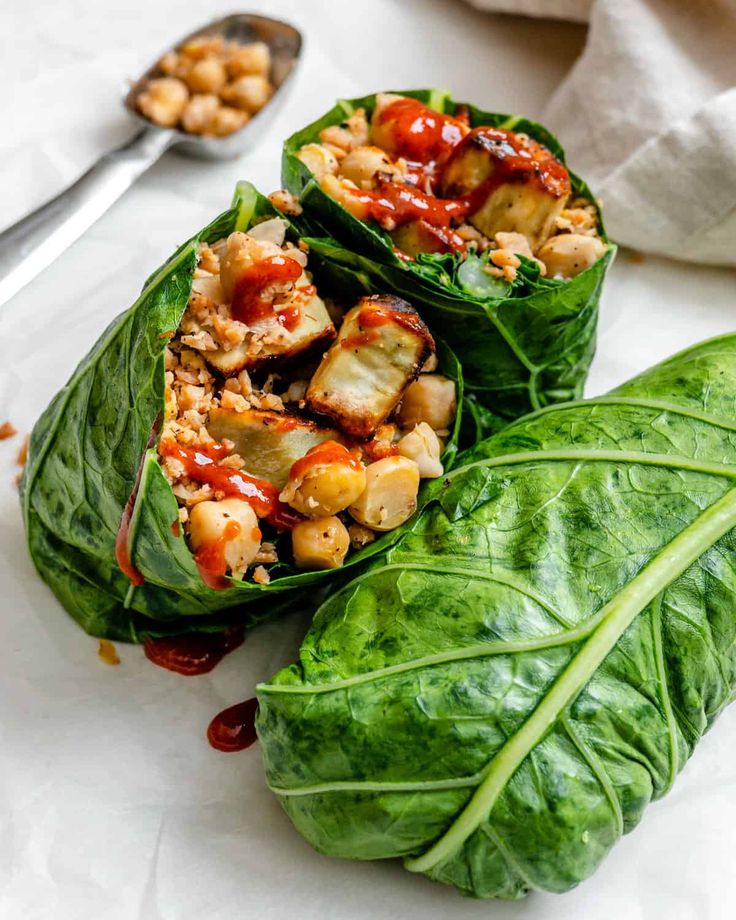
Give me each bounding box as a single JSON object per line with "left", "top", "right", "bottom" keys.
{"left": 207, "top": 408, "right": 341, "bottom": 489}
{"left": 440, "top": 127, "right": 571, "bottom": 252}
{"left": 306, "top": 295, "right": 434, "bottom": 439}
{"left": 206, "top": 286, "right": 335, "bottom": 375}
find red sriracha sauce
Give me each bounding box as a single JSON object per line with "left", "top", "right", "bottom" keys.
{"left": 350, "top": 180, "right": 469, "bottom": 232}
{"left": 231, "top": 255, "right": 302, "bottom": 326}
{"left": 193, "top": 518, "right": 243, "bottom": 589}
{"left": 288, "top": 440, "right": 362, "bottom": 482}
{"left": 144, "top": 627, "right": 245, "bottom": 676}
{"left": 207, "top": 697, "right": 259, "bottom": 752}
{"left": 158, "top": 440, "right": 297, "bottom": 529}
{"left": 377, "top": 96, "right": 466, "bottom": 166}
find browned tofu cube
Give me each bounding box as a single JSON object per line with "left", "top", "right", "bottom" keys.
{"left": 306, "top": 295, "right": 434, "bottom": 439}
{"left": 440, "top": 127, "right": 571, "bottom": 252}
{"left": 207, "top": 408, "right": 341, "bottom": 488}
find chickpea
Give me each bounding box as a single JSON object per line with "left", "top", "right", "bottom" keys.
{"left": 185, "top": 57, "right": 227, "bottom": 94}
{"left": 292, "top": 516, "right": 350, "bottom": 570}
{"left": 188, "top": 498, "right": 261, "bottom": 577}
{"left": 397, "top": 423, "right": 443, "bottom": 478}
{"left": 137, "top": 77, "right": 189, "bottom": 128}
{"left": 222, "top": 74, "right": 272, "bottom": 114}
{"left": 370, "top": 93, "right": 404, "bottom": 153}
{"left": 208, "top": 105, "right": 249, "bottom": 137}
{"left": 180, "top": 36, "right": 227, "bottom": 60}
{"left": 339, "top": 145, "right": 399, "bottom": 189}
{"left": 158, "top": 51, "right": 190, "bottom": 79}
{"left": 319, "top": 108, "right": 370, "bottom": 152}
{"left": 280, "top": 442, "right": 366, "bottom": 518}
{"left": 180, "top": 94, "right": 220, "bottom": 134}
{"left": 226, "top": 41, "right": 271, "bottom": 78}
{"left": 349, "top": 456, "right": 420, "bottom": 531}
{"left": 296, "top": 144, "right": 339, "bottom": 182}
{"left": 396, "top": 375, "right": 456, "bottom": 433}
{"left": 320, "top": 175, "right": 370, "bottom": 221}
{"left": 538, "top": 233, "right": 606, "bottom": 279}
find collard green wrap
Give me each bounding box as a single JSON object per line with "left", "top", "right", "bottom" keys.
{"left": 282, "top": 89, "right": 616, "bottom": 421}
{"left": 20, "top": 183, "right": 464, "bottom": 642}
{"left": 257, "top": 333, "right": 736, "bottom": 899}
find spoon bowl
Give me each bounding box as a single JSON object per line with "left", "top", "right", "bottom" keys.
{"left": 0, "top": 13, "right": 303, "bottom": 308}
{"left": 125, "top": 13, "right": 302, "bottom": 160}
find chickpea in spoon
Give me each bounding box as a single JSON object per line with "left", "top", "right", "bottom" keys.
{"left": 136, "top": 34, "right": 275, "bottom": 137}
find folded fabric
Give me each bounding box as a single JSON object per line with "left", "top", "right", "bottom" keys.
{"left": 466, "top": 0, "right": 736, "bottom": 266}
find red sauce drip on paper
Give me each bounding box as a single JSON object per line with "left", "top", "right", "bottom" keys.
{"left": 231, "top": 255, "right": 302, "bottom": 326}
{"left": 289, "top": 440, "right": 362, "bottom": 482}
{"left": 378, "top": 96, "right": 466, "bottom": 166}
{"left": 207, "top": 697, "right": 259, "bottom": 752}
{"left": 115, "top": 416, "right": 162, "bottom": 587}
{"left": 144, "top": 627, "right": 245, "bottom": 676}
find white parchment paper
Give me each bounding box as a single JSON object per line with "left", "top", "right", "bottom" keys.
{"left": 2, "top": 1, "right": 736, "bottom": 917}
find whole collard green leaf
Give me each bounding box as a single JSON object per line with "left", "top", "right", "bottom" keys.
{"left": 282, "top": 89, "right": 616, "bottom": 421}
{"left": 257, "top": 333, "right": 736, "bottom": 899}
{"left": 20, "top": 182, "right": 464, "bottom": 642}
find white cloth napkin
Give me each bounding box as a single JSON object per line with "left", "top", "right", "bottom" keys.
{"left": 467, "top": 0, "right": 736, "bottom": 266}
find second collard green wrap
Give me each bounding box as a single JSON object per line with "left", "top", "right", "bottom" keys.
{"left": 282, "top": 89, "right": 616, "bottom": 422}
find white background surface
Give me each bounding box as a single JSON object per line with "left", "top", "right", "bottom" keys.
{"left": 1, "top": 1, "right": 736, "bottom": 918}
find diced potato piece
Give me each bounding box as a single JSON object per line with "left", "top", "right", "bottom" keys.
{"left": 306, "top": 295, "right": 434, "bottom": 439}
{"left": 207, "top": 409, "right": 340, "bottom": 489}
{"left": 440, "top": 129, "right": 571, "bottom": 252}
{"left": 538, "top": 233, "right": 606, "bottom": 279}
{"left": 206, "top": 287, "right": 335, "bottom": 374}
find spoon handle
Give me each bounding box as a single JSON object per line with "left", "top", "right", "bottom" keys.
{"left": 0, "top": 126, "right": 174, "bottom": 309}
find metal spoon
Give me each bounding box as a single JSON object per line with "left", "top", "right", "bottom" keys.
{"left": 0, "top": 13, "right": 302, "bottom": 309}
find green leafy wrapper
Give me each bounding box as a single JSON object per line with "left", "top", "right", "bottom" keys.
{"left": 20, "top": 183, "right": 464, "bottom": 642}
{"left": 258, "top": 333, "right": 736, "bottom": 899}
{"left": 282, "top": 89, "right": 616, "bottom": 421}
